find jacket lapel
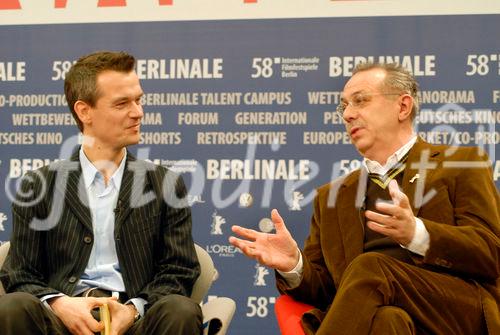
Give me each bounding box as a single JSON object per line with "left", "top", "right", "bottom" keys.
{"left": 336, "top": 169, "right": 366, "bottom": 264}
{"left": 402, "top": 137, "right": 442, "bottom": 216}
{"left": 114, "top": 152, "right": 152, "bottom": 234}
{"left": 57, "top": 149, "right": 93, "bottom": 231}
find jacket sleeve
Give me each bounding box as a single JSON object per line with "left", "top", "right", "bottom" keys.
{"left": 0, "top": 169, "right": 60, "bottom": 298}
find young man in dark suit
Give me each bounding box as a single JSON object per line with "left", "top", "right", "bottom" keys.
{"left": 230, "top": 62, "right": 500, "bottom": 334}
{"left": 0, "top": 51, "right": 202, "bottom": 335}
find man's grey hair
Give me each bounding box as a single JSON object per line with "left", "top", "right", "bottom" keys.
{"left": 353, "top": 62, "right": 420, "bottom": 120}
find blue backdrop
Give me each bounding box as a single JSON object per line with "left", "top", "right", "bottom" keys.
{"left": 1, "top": 14, "right": 499, "bottom": 334}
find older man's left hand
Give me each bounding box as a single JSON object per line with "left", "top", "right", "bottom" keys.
{"left": 365, "top": 179, "right": 416, "bottom": 246}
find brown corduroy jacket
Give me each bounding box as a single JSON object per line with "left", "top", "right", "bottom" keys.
{"left": 277, "top": 139, "right": 500, "bottom": 334}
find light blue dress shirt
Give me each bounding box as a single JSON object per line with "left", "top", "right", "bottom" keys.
{"left": 77, "top": 148, "right": 126, "bottom": 293}
{"left": 78, "top": 148, "right": 147, "bottom": 316}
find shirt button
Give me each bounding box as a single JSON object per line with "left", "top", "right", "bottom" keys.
{"left": 68, "top": 276, "right": 77, "bottom": 283}
{"left": 83, "top": 236, "right": 92, "bottom": 244}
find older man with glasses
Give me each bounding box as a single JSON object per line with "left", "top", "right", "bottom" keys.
{"left": 230, "top": 62, "right": 500, "bottom": 335}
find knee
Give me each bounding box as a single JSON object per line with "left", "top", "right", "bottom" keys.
{"left": 372, "top": 306, "right": 415, "bottom": 332}
{"left": 352, "top": 252, "right": 393, "bottom": 267}
{"left": 338, "top": 252, "right": 398, "bottom": 291}
{"left": 0, "top": 292, "right": 41, "bottom": 317}
{"left": 344, "top": 252, "right": 394, "bottom": 277}
{"left": 147, "top": 294, "right": 202, "bottom": 323}
{"left": 373, "top": 306, "right": 411, "bottom": 323}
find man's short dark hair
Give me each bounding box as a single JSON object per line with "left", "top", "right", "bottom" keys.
{"left": 353, "top": 62, "right": 420, "bottom": 120}
{"left": 64, "top": 51, "right": 136, "bottom": 131}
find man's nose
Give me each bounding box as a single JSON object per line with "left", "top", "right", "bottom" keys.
{"left": 131, "top": 101, "right": 143, "bottom": 118}
{"left": 342, "top": 103, "right": 357, "bottom": 122}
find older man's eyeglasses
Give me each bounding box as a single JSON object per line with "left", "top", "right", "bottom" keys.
{"left": 336, "top": 92, "right": 402, "bottom": 118}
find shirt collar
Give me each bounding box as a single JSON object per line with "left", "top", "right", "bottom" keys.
{"left": 363, "top": 135, "right": 417, "bottom": 175}
{"left": 79, "top": 147, "right": 127, "bottom": 190}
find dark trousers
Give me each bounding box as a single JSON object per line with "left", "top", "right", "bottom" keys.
{"left": 0, "top": 292, "right": 203, "bottom": 335}
{"left": 317, "top": 252, "right": 485, "bottom": 335}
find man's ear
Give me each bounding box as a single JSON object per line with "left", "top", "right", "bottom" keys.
{"left": 74, "top": 100, "right": 92, "bottom": 127}
{"left": 398, "top": 94, "right": 413, "bottom": 121}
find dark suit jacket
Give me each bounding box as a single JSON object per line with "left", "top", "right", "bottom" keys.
{"left": 277, "top": 139, "right": 500, "bottom": 334}
{"left": 0, "top": 149, "right": 200, "bottom": 309}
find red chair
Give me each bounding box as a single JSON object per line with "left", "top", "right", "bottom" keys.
{"left": 274, "top": 295, "right": 314, "bottom": 335}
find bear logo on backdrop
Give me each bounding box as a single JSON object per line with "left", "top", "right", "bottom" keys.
{"left": 211, "top": 211, "right": 227, "bottom": 235}
{"left": 253, "top": 264, "right": 269, "bottom": 286}
{"left": 289, "top": 191, "right": 304, "bottom": 211}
